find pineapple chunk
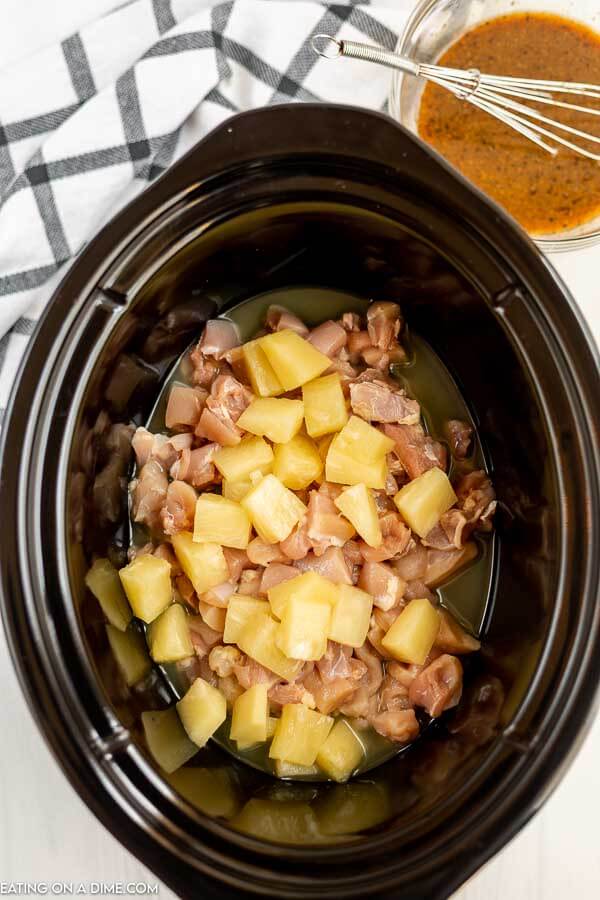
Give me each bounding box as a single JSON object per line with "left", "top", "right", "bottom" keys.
{"left": 314, "top": 782, "right": 391, "bottom": 835}
{"left": 147, "top": 603, "right": 193, "bottom": 663}
{"left": 86, "top": 558, "right": 132, "bottom": 631}
{"left": 241, "top": 474, "right": 306, "bottom": 543}
{"left": 177, "top": 677, "right": 227, "bottom": 748}
{"left": 231, "top": 798, "right": 323, "bottom": 843}
{"left": 275, "top": 595, "right": 331, "bottom": 660}
{"left": 273, "top": 434, "right": 323, "bottom": 490}
{"left": 230, "top": 684, "right": 269, "bottom": 749}
{"left": 326, "top": 440, "right": 388, "bottom": 489}
{"left": 118, "top": 555, "right": 172, "bottom": 623}
{"left": 242, "top": 338, "right": 284, "bottom": 397}
{"left": 316, "top": 720, "right": 364, "bottom": 782}
{"left": 317, "top": 433, "right": 335, "bottom": 461}
{"left": 193, "top": 493, "right": 251, "bottom": 549}
{"left": 237, "top": 610, "right": 303, "bottom": 680}
{"left": 141, "top": 708, "right": 197, "bottom": 774}
{"left": 214, "top": 435, "right": 274, "bottom": 483}
{"left": 334, "top": 483, "right": 382, "bottom": 547}
{"left": 171, "top": 532, "right": 229, "bottom": 595}
{"left": 328, "top": 584, "right": 373, "bottom": 648}
{"left": 223, "top": 595, "right": 270, "bottom": 644}
{"left": 222, "top": 468, "right": 267, "bottom": 503}
{"left": 302, "top": 373, "right": 348, "bottom": 438}
{"left": 167, "top": 767, "right": 240, "bottom": 817}
{"left": 381, "top": 597, "right": 441, "bottom": 664}
{"left": 394, "top": 467, "right": 457, "bottom": 538}
{"left": 267, "top": 716, "right": 278, "bottom": 739}
{"left": 269, "top": 704, "right": 334, "bottom": 766}
{"left": 268, "top": 570, "right": 339, "bottom": 620}
{"left": 105, "top": 624, "right": 151, "bottom": 686}
{"left": 275, "top": 759, "right": 319, "bottom": 778}
{"left": 237, "top": 398, "right": 304, "bottom": 444}
{"left": 259, "top": 329, "right": 331, "bottom": 390}
{"left": 335, "top": 415, "right": 395, "bottom": 462}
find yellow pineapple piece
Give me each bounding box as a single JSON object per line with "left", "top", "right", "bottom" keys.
{"left": 177, "top": 677, "right": 227, "bottom": 748}
{"left": 316, "top": 720, "right": 364, "bottom": 782}
{"left": 314, "top": 782, "right": 391, "bottom": 835}
{"left": 393, "top": 467, "right": 457, "bottom": 538}
{"left": 259, "top": 329, "right": 331, "bottom": 390}
{"left": 325, "top": 440, "right": 387, "bottom": 489}
{"left": 105, "top": 624, "right": 151, "bottom": 686}
{"left": 317, "top": 433, "right": 335, "bottom": 461}
{"left": 223, "top": 595, "right": 270, "bottom": 644}
{"left": 269, "top": 704, "right": 334, "bottom": 766}
{"left": 302, "top": 373, "right": 348, "bottom": 438}
{"left": 231, "top": 798, "right": 323, "bottom": 843}
{"left": 118, "top": 555, "right": 172, "bottom": 623}
{"left": 213, "top": 435, "right": 274, "bottom": 483}
{"left": 237, "top": 397, "right": 304, "bottom": 444}
{"left": 241, "top": 473, "right": 306, "bottom": 543}
{"left": 275, "top": 595, "right": 331, "bottom": 660}
{"left": 237, "top": 610, "right": 302, "bottom": 680}
{"left": 267, "top": 716, "right": 278, "bottom": 739}
{"left": 167, "top": 767, "right": 240, "bottom": 817}
{"left": 272, "top": 434, "right": 323, "bottom": 490}
{"left": 334, "top": 483, "right": 382, "bottom": 547}
{"left": 193, "top": 493, "right": 251, "bottom": 549}
{"left": 86, "top": 558, "right": 132, "bottom": 631}
{"left": 222, "top": 468, "right": 268, "bottom": 503}
{"left": 230, "top": 684, "right": 269, "bottom": 749}
{"left": 268, "top": 570, "right": 339, "bottom": 620}
{"left": 381, "top": 597, "right": 441, "bottom": 665}
{"left": 147, "top": 603, "right": 193, "bottom": 663}
{"left": 328, "top": 584, "right": 373, "bottom": 648}
{"left": 335, "top": 415, "right": 395, "bottom": 462}
{"left": 242, "top": 338, "right": 284, "bottom": 397}
{"left": 171, "top": 532, "right": 229, "bottom": 595}
{"left": 275, "top": 760, "right": 319, "bottom": 778}
{"left": 141, "top": 708, "right": 197, "bottom": 774}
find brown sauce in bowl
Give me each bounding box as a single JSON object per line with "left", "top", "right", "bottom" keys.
{"left": 418, "top": 13, "right": 600, "bottom": 236}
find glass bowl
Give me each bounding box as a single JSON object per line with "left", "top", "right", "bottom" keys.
{"left": 389, "top": 0, "right": 600, "bottom": 253}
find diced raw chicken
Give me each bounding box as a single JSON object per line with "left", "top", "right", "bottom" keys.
{"left": 218, "top": 674, "right": 245, "bottom": 708}
{"left": 392, "top": 541, "right": 428, "bottom": 581}
{"left": 424, "top": 542, "right": 478, "bottom": 587}
{"left": 131, "top": 459, "right": 168, "bottom": 531}
{"left": 165, "top": 384, "right": 207, "bottom": 431}
{"left": 361, "top": 347, "right": 390, "bottom": 371}
{"left": 370, "top": 708, "right": 419, "bottom": 743}
{"left": 223, "top": 548, "right": 251, "bottom": 583}
{"left": 302, "top": 668, "right": 359, "bottom": 716}
{"left": 358, "top": 560, "right": 405, "bottom": 611}
{"left": 408, "top": 654, "right": 463, "bottom": 717}
{"left": 237, "top": 569, "right": 263, "bottom": 595}
{"left": 306, "top": 491, "right": 355, "bottom": 553}
{"left": 233, "top": 658, "right": 279, "bottom": 690}
{"left": 171, "top": 444, "right": 219, "bottom": 488}
{"left": 247, "top": 537, "right": 287, "bottom": 567}
{"left": 340, "top": 312, "right": 361, "bottom": 332}
{"left": 360, "top": 511, "right": 411, "bottom": 563}
{"left": 208, "top": 644, "right": 243, "bottom": 677}
{"left": 434, "top": 610, "right": 480, "bottom": 654}
{"left": 295, "top": 546, "right": 353, "bottom": 585}
{"left": 383, "top": 423, "right": 447, "bottom": 480}
{"left": 307, "top": 320, "right": 347, "bottom": 357}
{"left": 189, "top": 619, "right": 222, "bottom": 658}
{"left": 160, "top": 480, "right": 197, "bottom": 535}
{"left": 366, "top": 302, "right": 402, "bottom": 350}
{"left": 265, "top": 305, "right": 309, "bottom": 336}
{"left": 153, "top": 542, "right": 182, "bottom": 574}
{"left": 403, "top": 580, "right": 435, "bottom": 602}
{"left": 200, "top": 581, "right": 236, "bottom": 608}
{"left": 326, "top": 355, "right": 358, "bottom": 390}
{"left": 354, "top": 643, "right": 384, "bottom": 696}
{"left": 131, "top": 427, "right": 193, "bottom": 470}
{"left": 279, "top": 524, "right": 312, "bottom": 561}
{"left": 317, "top": 642, "right": 354, "bottom": 680}
{"left": 259, "top": 563, "right": 298, "bottom": 595}
{"left": 196, "top": 319, "right": 240, "bottom": 359}
{"left": 455, "top": 470, "right": 497, "bottom": 531}
{"left": 190, "top": 353, "right": 220, "bottom": 388}
{"left": 444, "top": 419, "right": 473, "bottom": 459}
{"left": 175, "top": 574, "right": 197, "bottom": 610}
{"left": 387, "top": 660, "right": 423, "bottom": 689}
{"left": 350, "top": 379, "right": 420, "bottom": 425}
{"left": 195, "top": 407, "right": 240, "bottom": 446}
{"left": 378, "top": 673, "right": 410, "bottom": 712}
{"left": 223, "top": 345, "right": 248, "bottom": 383}
{"left": 268, "top": 682, "right": 316, "bottom": 711}
{"left": 153, "top": 433, "right": 194, "bottom": 470}
{"left": 347, "top": 331, "right": 372, "bottom": 361}
{"left": 195, "top": 374, "right": 254, "bottom": 446}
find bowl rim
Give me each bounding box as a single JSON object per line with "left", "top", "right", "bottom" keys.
{"left": 390, "top": 0, "right": 600, "bottom": 254}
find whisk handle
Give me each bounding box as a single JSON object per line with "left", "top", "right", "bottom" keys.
{"left": 311, "top": 35, "right": 420, "bottom": 76}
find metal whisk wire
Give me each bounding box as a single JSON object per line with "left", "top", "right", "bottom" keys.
{"left": 311, "top": 35, "right": 600, "bottom": 161}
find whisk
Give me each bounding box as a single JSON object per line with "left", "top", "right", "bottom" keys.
{"left": 311, "top": 35, "right": 600, "bottom": 161}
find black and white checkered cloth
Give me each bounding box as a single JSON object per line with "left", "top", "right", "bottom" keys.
{"left": 0, "top": 0, "right": 412, "bottom": 427}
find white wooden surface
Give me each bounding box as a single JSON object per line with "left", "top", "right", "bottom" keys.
{"left": 1, "top": 3, "right": 599, "bottom": 897}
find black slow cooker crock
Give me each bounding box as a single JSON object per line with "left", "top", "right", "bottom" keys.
{"left": 1, "top": 105, "right": 599, "bottom": 899}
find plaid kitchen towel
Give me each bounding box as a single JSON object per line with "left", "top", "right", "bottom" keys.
{"left": 0, "top": 0, "right": 413, "bottom": 427}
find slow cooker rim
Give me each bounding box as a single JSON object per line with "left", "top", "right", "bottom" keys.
{"left": 1, "top": 105, "right": 600, "bottom": 898}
